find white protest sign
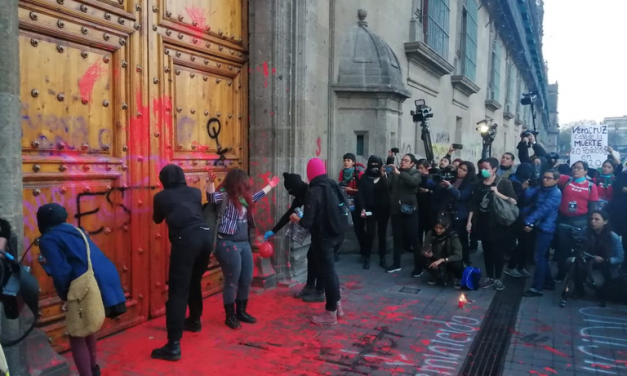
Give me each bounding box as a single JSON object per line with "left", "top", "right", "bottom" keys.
{"left": 570, "top": 124, "right": 608, "bottom": 168}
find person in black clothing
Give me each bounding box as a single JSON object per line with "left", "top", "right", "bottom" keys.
{"left": 265, "top": 173, "right": 324, "bottom": 302}
{"left": 355, "top": 155, "right": 390, "bottom": 270}
{"left": 151, "top": 164, "right": 212, "bottom": 361}
{"left": 290, "top": 158, "right": 346, "bottom": 325}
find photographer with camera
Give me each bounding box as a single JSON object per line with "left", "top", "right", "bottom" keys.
{"left": 517, "top": 130, "right": 547, "bottom": 166}
{"left": 568, "top": 211, "right": 624, "bottom": 304}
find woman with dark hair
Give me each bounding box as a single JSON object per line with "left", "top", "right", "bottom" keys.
{"left": 467, "top": 157, "right": 518, "bottom": 291}
{"left": 571, "top": 211, "right": 624, "bottom": 301}
{"left": 436, "top": 161, "right": 476, "bottom": 265}
{"left": 554, "top": 160, "right": 599, "bottom": 281}
{"left": 206, "top": 169, "right": 279, "bottom": 330}
{"left": 593, "top": 159, "right": 620, "bottom": 210}
{"left": 420, "top": 214, "right": 464, "bottom": 287}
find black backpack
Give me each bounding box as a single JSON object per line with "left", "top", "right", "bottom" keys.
{"left": 326, "top": 181, "right": 353, "bottom": 235}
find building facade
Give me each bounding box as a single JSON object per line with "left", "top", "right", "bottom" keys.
{"left": 1, "top": 0, "right": 554, "bottom": 355}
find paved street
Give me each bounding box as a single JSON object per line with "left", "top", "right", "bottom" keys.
{"left": 64, "top": 252, "right": 627, "bottom": 376}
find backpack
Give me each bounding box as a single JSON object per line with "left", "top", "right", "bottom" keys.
{"left": 326, "top": 181, "right": 353, "bottom": 235}
{"left": 461, "top": 266, "right": 481, "bottom": 290}
{"left": 490, "top": 177, "right": 519, "bottom": 227}
{"left": 561, "top": 177, "right": 593, "bottom": 197}
{"left": 202, "top": 192, "right": 229, "bottom": 246}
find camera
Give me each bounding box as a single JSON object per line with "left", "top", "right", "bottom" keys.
{"left": 520, "top": 91, "right": 537, "bottom": 106}
{"left": 391, "top": 147, "right": 400, "bottom": 154}
{"left": 431, "top": 166, "right": 456, "bottom": 183}
{"left": 411, "top": 99, "right": 433, "bottom": 123}
{"left": 0, "top": 218, "right": 39, "bottom": 323}
{"left": 476, "top": 120, "right": 498, "bottom": 142}
{"left": 521, "top": 129, "right": 539, "bottom": 138}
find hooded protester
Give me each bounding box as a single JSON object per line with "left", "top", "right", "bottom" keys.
{"left": 355, "top": 155, "right": 391, "bottom": 269}
{"left": 151, "top": 164, "right": 212, "bottom": 361}
{"left": 420, "top": 215, "right": 464, "bottom": 287}
{"left": 264, "top": 173, "right": 324, "bottom": 302}
{"left": 37, "top": 203, "right": 126, "bottom": 376}
{"left": 290, "top": 158, "right": 347, "bottom": 325}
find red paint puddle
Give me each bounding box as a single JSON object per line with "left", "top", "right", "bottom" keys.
{"left": 544, "top": 367, "right": 558, "bottom": 374}
{"left": 541, "top": 345, "right": 570, "bottom": 359}
{"left": 529, "top": 371, "right": 548, "bottom": 376}
{"left": 78, "top": 62, "right": 106, "bottom": 103}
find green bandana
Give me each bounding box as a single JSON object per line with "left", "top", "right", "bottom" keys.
{"left": 220, "top": 188, "right": 248, "bottom": 208}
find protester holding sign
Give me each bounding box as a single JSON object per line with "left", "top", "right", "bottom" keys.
{"left": 570, "top": 124, "right": 608, "bottom": 168}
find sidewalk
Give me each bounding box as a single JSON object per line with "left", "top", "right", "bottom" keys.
{"left": 68, "top": 253, "right": 494, "bottom": 376}
{"left": 66, "top": 252, "right": 627, "bottom": 376}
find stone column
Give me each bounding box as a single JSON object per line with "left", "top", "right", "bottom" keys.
{"left": 0, "top": 1, "right": 69, "bottom": 374}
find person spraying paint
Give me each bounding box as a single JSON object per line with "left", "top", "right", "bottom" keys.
{"left": 207, "top": 169, "right": 279, "bottom": 330}
{"left": 151, "top": 164, "right": 213, "bottom": 361}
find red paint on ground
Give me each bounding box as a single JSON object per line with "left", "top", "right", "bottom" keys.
{"left": 78, "top": 62, "right": 106, "bottom": 103}
{"left": 262, "top": 62, "right": 270, "bottom": 87}
{"left": 591, "top": 363, "right": 613, "bottom": 369}
{"left": 544, "top": 367, "right": 558, "bottom": 374}
{"left": 420, "top": 339, "right": 430, "bottom": 346}
{"left": 541, "top": 345, "right": 570, "bottom": 359}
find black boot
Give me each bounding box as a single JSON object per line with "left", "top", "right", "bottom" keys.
{"left": 183, "top": 317, "right": 201, "bottom": 332}
{"left": 224, "top": 303, "right": 241, "bottom": 330}
{"left": 151, "top": 340, "right": 181, "bottom": 361}
{"left": 236, "top": 299, "right": 257, "bottom": 324}
{"left": 92, "top": 365, "right": 102, "bottom": 376}
{"left": 363, "top": 258, "right": 370, "bottom": 270}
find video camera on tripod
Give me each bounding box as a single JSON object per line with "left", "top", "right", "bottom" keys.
{"left": 560, "top": 226, "right": 594, "bottom": 307}
{"left": 410, "top": 99, "right": 435, "bottom": 165}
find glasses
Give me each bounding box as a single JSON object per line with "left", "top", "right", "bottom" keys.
{"left": 572, "top": 166, "right": 584, "bottom": 171}
{"left": 542, "top": 176, "right": 555, "bottom": 180}
{"left": 401, "top": 158, "right": 412, "bottom": 163}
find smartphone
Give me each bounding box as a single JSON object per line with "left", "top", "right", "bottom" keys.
{"left": 385, "top": 166, "right": 394, "bottom": 174}
{"left": 452, "top": 143, "right": 464, "bottom": 150}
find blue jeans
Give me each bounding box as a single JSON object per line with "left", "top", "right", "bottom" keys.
{"left": 531, "top": 230, "right": 556, "bottom": 292}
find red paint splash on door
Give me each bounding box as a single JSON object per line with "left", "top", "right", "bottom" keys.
{"left": 185, "top": 6, "right": 208, "bottom": 38}
{"left": 78, "top": 62, "right": 106, "bottom": 103}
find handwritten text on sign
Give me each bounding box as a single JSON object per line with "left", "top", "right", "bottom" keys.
{"left": 570, "top": 125, "right": 608, "bottom": 168}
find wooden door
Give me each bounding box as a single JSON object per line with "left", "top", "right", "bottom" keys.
{"left": 145, "top": 0, "right": 248, "bottom": 317}
{"left": 18, "top": 0, "right": 248, "bottom": 351}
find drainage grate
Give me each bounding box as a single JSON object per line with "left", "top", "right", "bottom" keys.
{"left": 458, "top": 277, "right": 525, "bottom": 376}
{"left": 398, "top": 286, "right": 421, "bottom": 295}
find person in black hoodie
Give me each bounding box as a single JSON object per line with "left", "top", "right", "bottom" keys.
{"left": 290, "top": 158, "right": 347, "bottom": 325}
{"left": 355, "top": 155, "right": 390, "bottom": 270}
{"left": 264, "top": 173, "right": 324, "bottom": 301}
{"left": 151, "top": 164, "right": 212, "bottom": 361}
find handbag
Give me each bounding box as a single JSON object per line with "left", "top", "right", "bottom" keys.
{"left": 65, "top": 227, "right": 105, "bottom": 338}
{"left": 490, "top": 178, "right": 519, "bottom": 227}
{"left": 400, "top": 203, "right": 416, "bottom": 215}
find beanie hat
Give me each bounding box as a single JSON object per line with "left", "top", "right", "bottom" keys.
{"left": 343, "top": 153, "right": 356, "bottom": 162}
{"left": 37, "top": 203, "right": 68, "bottom": 234}
{"left": 307, "top": 158, "right": 326, "bottom": 181}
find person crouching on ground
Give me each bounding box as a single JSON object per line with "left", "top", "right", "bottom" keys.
{"left": 37, "top": 203, "right": 126, "bottom": 375}
{"left": 421, "top": 214, "right": 464, "bottom": 288}
{"left": 264, "top": 173, "right": 324, "bottom": 302}
{"left": 206, "top": 169, "right": 279, "bottom": 330}
{"left": 290, "top": 158, "right": 347, "bottom": 325}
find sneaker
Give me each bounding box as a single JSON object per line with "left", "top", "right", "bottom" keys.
{"left": 519, "top": 268, "right": 532, "bottom": 278}
{"left": 386, "top": 265, "right": 401, "bottom": 273}
{"left": 493, "top": 279, "right": 505, "bottom": 291}
{"left": 480, "top": 278, "right": 495, "bottom": 289}
{"left": 504, "top": 268, "right": 522, "bottom": 278}
{"left": 454, "top": 279, "right": 461, "bottom": 289}
{"left": 427, "top": 278, "right": 436, "bottom": 285}
{"left": 294, "top": 285, "right": 315, "bottom": 299}
{"left": 337, "top": 301, "right": 344, "bottom": 317}
{"left": 302, "top": 291, "right": 325, "bottom": 303}
{"left": 411, "top": 269, "right": 423, "bottom": 278}
{"left": 523, "top": 289, "right": 543, "bottom": 297}
{"left": 310, "top": 310, "right": 338, "bottom": 325}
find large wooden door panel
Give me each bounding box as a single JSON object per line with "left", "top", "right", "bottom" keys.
{"left": 18, "top": 0, "right": 147, "bottom": 351}
{"left": 146, "top": 0, "right": 248, "bottom": 316}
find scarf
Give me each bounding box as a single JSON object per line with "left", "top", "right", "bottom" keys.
{"left": 342, "top": 168, "right": 355, "bottom": 184}
{"left": 219, "top": 188, "right": 248, "bottom": 208}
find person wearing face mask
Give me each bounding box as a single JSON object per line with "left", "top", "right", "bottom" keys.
{"left": 467, "top": 157, "right": 518, "bottom": 291}
{"left": 496, "top": 153, "right": 517, "bottom": 179}
{"left": 554, "top": 160, "right": 599, "bottom": 281}
{"left": 384, "top": 154, "right": 423, "bottom": 276}
{"left": 593, "top": 159, "right": 619, "bottom": 210}
{"left": 355, "top": 155, "right": 391, "bottom": 270}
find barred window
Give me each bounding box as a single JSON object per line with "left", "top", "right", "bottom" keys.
{"left": 422, "top": 0, "right": 450, "bottom": 59}
{"left": 462, "top": 0, "right": 478, "bottom": 81}
{"left": 489, "top": 40, "right": 502, "bottom": 102}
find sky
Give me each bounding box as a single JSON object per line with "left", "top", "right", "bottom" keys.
{"left": 543, "top": 0, "right": 627, "bottom": 125}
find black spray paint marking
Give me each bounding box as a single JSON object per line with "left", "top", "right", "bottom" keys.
{"left": 206, "top": 118, "right": 231, "bottom": 166}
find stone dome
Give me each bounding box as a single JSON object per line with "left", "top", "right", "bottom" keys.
{"left": 335, "top": 9, "right": 410, "bottom": 98}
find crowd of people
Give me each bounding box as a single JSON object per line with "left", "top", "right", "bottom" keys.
{"left": 14, "top": 131, "right": 627, "bottom": 375}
